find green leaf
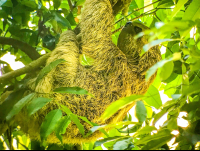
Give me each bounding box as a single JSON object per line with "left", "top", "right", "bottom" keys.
{"left": 54, "top": 87, "right": 93, "bottom": 97}
{"left": 0, "top": 89, "right": 26, "bottom": 121}
{"left": 181, "top": 0, "right": 200, "bottom": 37}
{"left": 94, "top": 136, "right": 125, "bottom": 147}
{"left": 142, "top": 39, "right": 179, "bottom": 55}
{"left": 145, "top": 57, "right": 173, "bottom": 81}
{"left": 27, "top": 97, "right": 52, "bottom": 116}
{"left": 52, "top": 12, "right": 71, "bottom": 29}
{"left": 79, "top": 54, "right": 94, "bottom": 66}
{"left": 141, "top": 134, "right": 172, "bottom": 150}
{"left": 160, "top": 61, "right": 174, "bottom": 81}
{"left": 6, "top": 93, "right": 35, "bottom": 121}
{"left": 0, "top": 0, "right": 7, "bottom": 6}
{"left": 182, "top": 78, "right": 200, "bottom": 95}
{"left": 182, "top": 0, "right": 200, "bottom": 21}
{"left": 86, "top": 121, "right": 138, "bottom": 137}
{"left": 53, "top": 0, "right": 61, "bottom": 9}
{"left": 70, "top": 114, "right": 85, "bottom": 136}
{"left": 55, "top": 116, "right": 71, "bottom": 143}
{"left": 113, "top": 137, "right": 133, "bottom": 150}
{"left": 171, "top": 0, "right": 188, "bottom": 18}
{"left": 1, "top": 0, "right": 12, "bottom": 7}
{"left": 66, "top": 12, "right": 77, "bottom": 26}
{"left": 76, "top": 0, "right": 85, "bottom": 6}
{"left": 135, "top": 101, "right": 146, "bottom": 123}
{"left": 144, "top": 85, "right": 162, "bottom": 109}
{"left": 60, "top": 104, "right": 72, "bottom": 115}
{"left": 35, "top": 59, "right": 66, "bottom": 87}
{"left": 135, "top": 126, "right": 157, "bottom": 136}
{"left": 101, "top": 95, "right": 143, "bottom": 120}
{"left": 135, "top": 129, "right": 172, "bottom": 145}
{"left": 79, "top": 116, "right": 109, "bottom": 137}
{"left": 40, "top": 109, "right": 62, "bottom": 141}
{"left": 157, "top": 0, "right": 174, "bottom": 8}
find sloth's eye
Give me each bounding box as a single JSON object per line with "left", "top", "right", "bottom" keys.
{"left": 134, "top": 26, "right": 142, "bottom": 34}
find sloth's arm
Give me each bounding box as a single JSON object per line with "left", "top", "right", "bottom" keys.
{"left": 80, "top": 0, "right": 125, "bottom": 71}
{"left": 138, "top": 46, "right": 161, "bottom": 75}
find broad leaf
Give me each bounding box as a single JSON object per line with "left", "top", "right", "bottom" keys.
{"left": 146, "top": 57, "right": 173, "bottom": 81}
{"left": 160, "top": 61, "right": 174, "bottom": 81}
{"left": 101, "top": 95, "right": 143, "bottom": 120}
{"left": 135, "top": 126, "right": 157, "bottom": 136}
{"left": 6, "top": 93, "right": 35, "bottom": 121}
{"left": 70, "top": 114, "right": 85, "bottom": 136}
{"left": 144, "top": 85, "right": 162, "bottom": 109}
{"left": 113, "top": 137, "right": 133, "bottom": 150}
{"left": 55, "top": 116, "right": 71, "bottom": 143}
{"left": 171, "top": 0, "right": 188, "bottom": 18}
{"left": 79, "top": 54, "right": 94, "bottom": 66}
{"left": 135, "top": 101, "right": 147, "bottom": 123}
{"left": 0, "top": 89, "right": 25, "bottom": 121}
{"left": 27, "top": 97, "right": 52, "bottom": 116}
{"left": 94, "top": 136, "right": 125, "bottom": 147}
{"left": 40, "top": 109, "right": 62, "bottom": 141}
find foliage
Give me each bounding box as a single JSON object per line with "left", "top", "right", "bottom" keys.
{"left": 0, "top": 0, "right": 200, "bottom": 150}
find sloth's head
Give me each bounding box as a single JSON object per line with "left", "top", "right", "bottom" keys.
{"left": 117, "top": 21, "right": 149, "bottom": 64}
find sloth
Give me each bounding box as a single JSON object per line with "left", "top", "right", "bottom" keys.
{"left": 13, "top": 0, "right": 161, "bottom": 144}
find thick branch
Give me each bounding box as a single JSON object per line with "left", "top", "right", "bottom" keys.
{"left": 0, "top": 53, "right": 51, "bottom": 83}
{"left": 0, "top": 37, "right": 41, "bottom": 60}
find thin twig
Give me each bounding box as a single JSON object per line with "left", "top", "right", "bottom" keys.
{"left": 67, "top": 0, "right": 74, "bottom": 12}
{"left": 112, "top": 9, "right": 157, "bottom": 34}
{"left": 115, "top": 0, "right": 162, "bottom": 24}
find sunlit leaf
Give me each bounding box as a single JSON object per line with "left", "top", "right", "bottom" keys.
{"left": 55, "top": 116, "right": 71, "bottom": 143}
{"left": 79, "top": 54, "right": 94, "bottom": 66}
{"left": 135, "top": 129, "right": 172, "bottom": 145}
{"left": 144, "top": 85, "right": 162, "bottom": 109}
{"left": 136, "top": 101, "right": 146, "bottom": 123}
{"left": 70, "top": 114, "right": 85, "bottom": 136}
{"left": 171, "top": 0, "right": 188, "bottom": 18}
{"left": 160, "top": 61, "right": 174, "bottom": 81}
{"left": 181, "top": 0, "right": 200, "bottom": 37}
{"left": 113, "top": 137, "right": 133, "bottom": 150}
{"left": 145, "top": 57, "right": 173, "bottom": 81}
{"left": 94, "top": 136, "right": 125, "bottom": 147}
{"left": 40, "top": 109, "right": 62, "bottom": 141}
{"left": 135, "top": 126, "right": 157, "bottom": 136}
{"left": 86, "top": 121, "right": 138, "bottom": 137}
{"left": 101, "top": 95, "right": 143, "bottom": 120}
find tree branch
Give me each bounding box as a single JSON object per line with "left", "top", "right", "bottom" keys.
{"left": 67, "top": 0, "right": 74, "bottom": 12}
{"left": 0, "top": 37, "right": 41, "bottom": 60}
{"left": 112, "top": 9, "right": 157, "bottom": 34}
{"left": 0, "top": 53, "right": 51, "bottom": 83}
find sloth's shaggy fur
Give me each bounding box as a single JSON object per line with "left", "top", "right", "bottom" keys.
{"left": 14, "top": 0, "right": 161, "bottom": 144}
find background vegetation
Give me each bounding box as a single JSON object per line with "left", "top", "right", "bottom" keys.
{"left": 0, "top": 0, "right": 200, "bottom": 150}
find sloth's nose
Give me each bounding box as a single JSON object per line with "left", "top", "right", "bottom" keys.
{"left": 125, "top": 21, "right": 132, "bottom": 27}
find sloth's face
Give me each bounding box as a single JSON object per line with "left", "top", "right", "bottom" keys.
{"left": 117, "top": 21, "right": 149, "bottom": 64}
